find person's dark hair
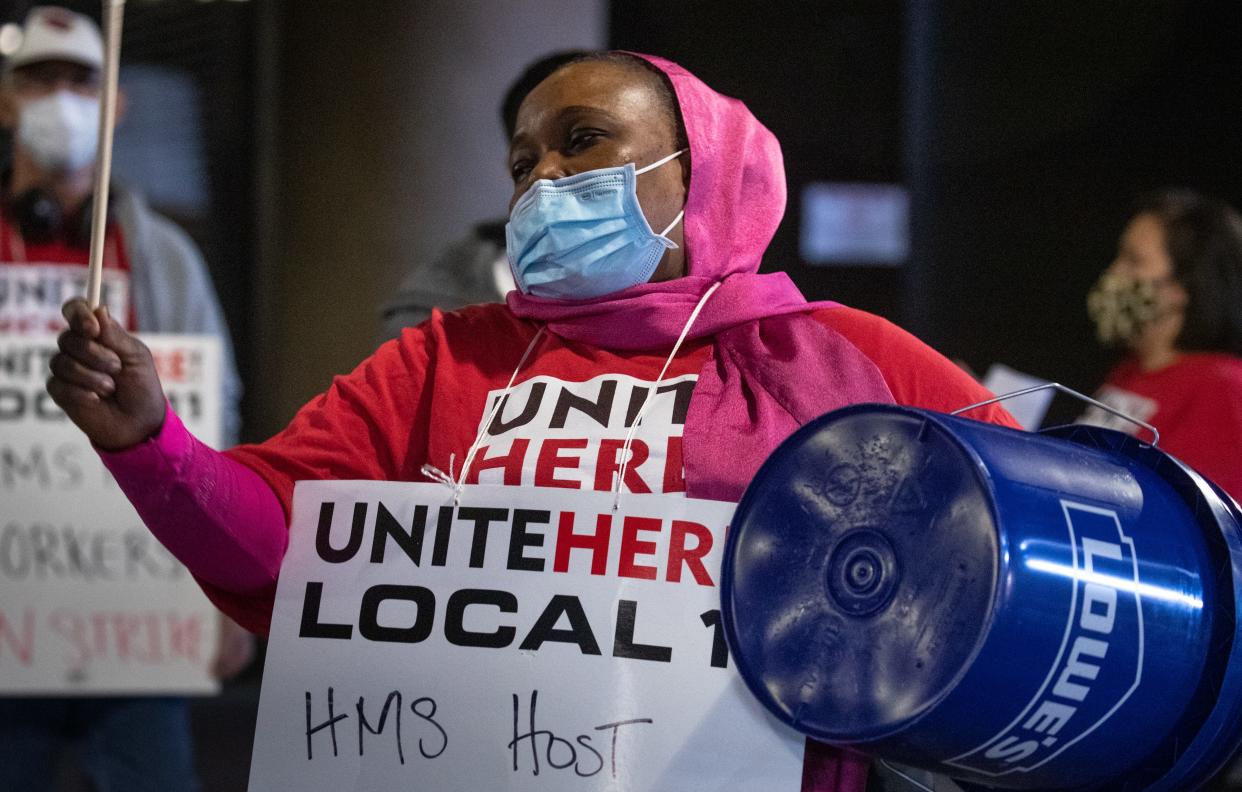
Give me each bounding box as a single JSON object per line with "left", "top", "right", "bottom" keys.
{"left": 1132, "top": 189, "right": 1242, "bottom": 356}
{"left": 551, "top": 51, "right": 690, "bottom": 154}
{"left": 500, "top": 50, "right": 589, "bottom": 140}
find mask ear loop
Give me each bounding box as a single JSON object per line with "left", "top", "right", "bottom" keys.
{"left": 638, "top": 150, "right": 686, "bottom": 244}
{"left": 612, "top": 280, "right": 721, "bottom": 513}
{"left": 421, "top": 325, "right": 547, "bottom": 504}
{"left": 658, "top": 210, "right": 685, "bottom": 240}
{"left": 634, "top": 148, "right": 686, "bottom": 176}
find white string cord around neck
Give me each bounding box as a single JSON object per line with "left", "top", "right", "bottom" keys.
{"left": 611, "top": 281, "right": 720, "bottom": 512}
{"left": 421, "top": 325, "right": 547, "bottom": 504}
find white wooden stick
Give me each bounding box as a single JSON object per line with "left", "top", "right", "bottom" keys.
{"left": 86, "top": 0, "right": 125, "bottom": 310}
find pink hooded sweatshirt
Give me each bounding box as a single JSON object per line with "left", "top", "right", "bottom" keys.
{"left": 101, "top": 52, "right": 884, "bottom": 791}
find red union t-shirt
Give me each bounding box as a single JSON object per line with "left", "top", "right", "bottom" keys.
{"left": 1083, "top": 353, "right": 1242, "bottom": 502}
{"left": 0, "top": 212, "right": 134, "bottom": 333}
{"left": 227, "top": 304, "right": 1019, "bottom": 516}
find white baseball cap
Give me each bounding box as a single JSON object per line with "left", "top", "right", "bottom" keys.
{"left": 4, "top": 6, "right": 103, "bottom": 73}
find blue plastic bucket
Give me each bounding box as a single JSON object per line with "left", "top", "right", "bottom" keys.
{"left": 721, "top": 405, "right": 1242, "bottom": 790}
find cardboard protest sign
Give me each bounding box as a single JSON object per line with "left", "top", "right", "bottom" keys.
{"left": 0, "top": 334, "right": 222, "bottom": 694}
{"left": 251, "top": 482, "right": 805, "bottom": 791}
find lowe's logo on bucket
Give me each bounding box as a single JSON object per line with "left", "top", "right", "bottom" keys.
{"left": 947, "top": 501, "right": 1144, "bottom": 777}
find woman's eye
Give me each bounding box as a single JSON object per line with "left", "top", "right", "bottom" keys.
{"left": 510, "top": 161, "right": 532, "bottom": 182}
{"left": 568, "top": 130, "right": 603, "bottom": 151}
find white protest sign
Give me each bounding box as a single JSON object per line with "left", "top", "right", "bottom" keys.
{"left": 0, "top": 334, "right": 222, "bottom": 694}
{"left": 980, "top": 364, "right": 1053, "bottom": 431}
{"left": 250, "top": 481, "right": 805, "bottom": 791}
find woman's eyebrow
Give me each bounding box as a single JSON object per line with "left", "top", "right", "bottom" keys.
{"left": 508, "top": 133, "right": 532, "bottom": 158}
{"left": 557, "top": 105, "right": 622, "bottom": 124}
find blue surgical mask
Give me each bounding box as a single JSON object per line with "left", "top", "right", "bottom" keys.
{"left": 506, "top": 149, "right": 686, "bottom": 300}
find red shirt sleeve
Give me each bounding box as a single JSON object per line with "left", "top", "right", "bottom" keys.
{"left": 225, "top": 321, "right": 437, "bottom": 517}
{"left": 816, "top": 306, "right": 1022, "bottom": 429}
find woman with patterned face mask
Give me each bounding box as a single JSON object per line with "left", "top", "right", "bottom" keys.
{"left": 1084, "top": 190, "right": 1242, "bottom": 501}
{"left": 47, "top": 52, "right": 1021, "bottom": 791}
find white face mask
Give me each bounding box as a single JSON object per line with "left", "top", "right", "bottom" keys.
{"left": 17, "top": 91, "right": 100, "bottom": 173}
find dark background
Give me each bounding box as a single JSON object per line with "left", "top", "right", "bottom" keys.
{"left": 614, "top": 0, "right": 1242, "bottom": 421}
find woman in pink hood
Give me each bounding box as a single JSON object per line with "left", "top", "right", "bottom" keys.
{"left": 49, "top": 52, "right": 1015, "bottom": 790}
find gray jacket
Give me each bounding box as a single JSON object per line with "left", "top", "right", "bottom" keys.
{"left": 114, "top": 188, "right": 242, "bottom": 445}
{"left": 380, "top": 221, "right": 508, "bottom": 341}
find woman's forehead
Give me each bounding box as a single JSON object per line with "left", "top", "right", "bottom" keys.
{"left": 1125, "top": 213, "right": 1166, "bottom": 251}
{"left": 513, "top": 60, "right": 664, "bottom": 137}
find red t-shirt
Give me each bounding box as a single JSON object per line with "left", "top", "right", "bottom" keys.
{"left": 1084, "top": 353, "right": 1242, "bottom": 502}
{"left": 0, "top": 211, "right": 134, "bottom": 332}
{"left": 228, "top": 304, "right": 1018, "bottom": 517}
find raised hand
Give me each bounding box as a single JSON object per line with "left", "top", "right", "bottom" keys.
{"left": 46, "top": 298, "right": 167, "bottom": 451}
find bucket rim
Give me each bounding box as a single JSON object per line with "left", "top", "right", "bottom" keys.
{"left": 721, "top": 403, "right": 1007, "bottom": 744}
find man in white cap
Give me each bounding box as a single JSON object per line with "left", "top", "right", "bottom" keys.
{"left": 0, "top": 7, "right": 248, "bottom": 791}
{"left": 0, "top": 6, "right": 238, "bottom": 433}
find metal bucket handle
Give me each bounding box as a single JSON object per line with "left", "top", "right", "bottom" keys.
{"left": 877, "top": 758, "right": 939, "bottom": 791}
{"left": 950, "top": 382, "right": 1160, "bottom": 446}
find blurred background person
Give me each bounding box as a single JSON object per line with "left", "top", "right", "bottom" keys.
{"left": 379, "top": 49, "right": 585, "bottom": 339}
{"left": 0, "top": 7, "right": 250, "bottom": 792}
{"left": 1082, "top": 189, "right": 1242, "bottom": 502}
{"left": 0, "top": 4, "right": 240, "bottom": 428}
